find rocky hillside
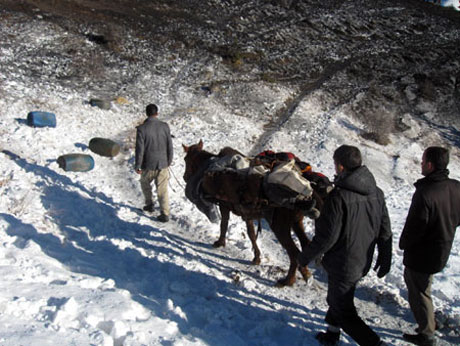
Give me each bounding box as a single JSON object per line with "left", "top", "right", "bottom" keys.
{"left": 1, "top": 0, "right": 459, "bottom": 148}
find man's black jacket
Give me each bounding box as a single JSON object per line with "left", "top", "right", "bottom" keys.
{"left": 299, "top": 165, "right": 392, "bottom": 282}
{"left": 400, "top": 169, "right": 460, "bottom": 274}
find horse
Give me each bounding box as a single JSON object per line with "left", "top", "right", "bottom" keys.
{"left": 183, "top": 139, "right": 323, "bottom": 287}
{"left": 183, "top": 141, "right": 262, "bottom": 265}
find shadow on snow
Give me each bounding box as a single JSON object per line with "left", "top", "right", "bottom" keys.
{"left": 1, "top": 149, "right": 327, "bottom": 346}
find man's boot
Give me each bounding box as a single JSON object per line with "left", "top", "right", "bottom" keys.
{"left": 157, "top": 214, "right": 169, "bottom": 222}
{"left": 403, "top": 333, "right": 436, "bottom": 346}
{"left": 315, "top": 330, "right": 340, "bottom": 346}
{"left": 143, "top": 203, "right": 154, "bottom": 212}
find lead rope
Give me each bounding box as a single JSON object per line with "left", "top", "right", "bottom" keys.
{"left": 169, "top": 167, "right": 185, "bottom": 192}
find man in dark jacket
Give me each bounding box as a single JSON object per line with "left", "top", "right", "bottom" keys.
{"left": 135, "top": 104, "right": 174, "bottom": 222}
{"left": 298, "top": 145, "right": 392, "bottom": 346}
{"left": 400, "top": 146, "right": 460, "bottom": 346}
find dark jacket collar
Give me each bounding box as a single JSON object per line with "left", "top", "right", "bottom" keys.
{"left": 144, "top": 116, "right": 159, "bottom": 123}
{"left": 415, "top": 169, "right": 450, "bottom": 187}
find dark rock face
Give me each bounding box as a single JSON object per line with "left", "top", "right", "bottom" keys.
{"left": 1, "top": 0, "right": 459, "bottom": 145}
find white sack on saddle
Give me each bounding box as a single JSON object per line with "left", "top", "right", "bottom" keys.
{"left": 248, "top": 164, "right": 270, "bottom": 176}
{"left": 208, "top": 154, "right": 251, "bottom": 172}
{"left": 266, "top": 160, "right": 313, "bottom": 197}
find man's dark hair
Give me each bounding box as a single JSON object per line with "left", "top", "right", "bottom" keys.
{"left": 333, "top": 145, "right": 362, "bottom": 171}
{"left": 424, "top": 146, "right": 449, "bottom": 170}
{"left": 146, "top": 104, "right": 158, "bottom": 117}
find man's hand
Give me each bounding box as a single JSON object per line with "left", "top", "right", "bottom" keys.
{"left": 373, "top": 257, "right": 390, "bottom": 278}
{"left": 374, "top": 236, "right": 392, "bottom": 278}
{"left": 135, "top": 169, "right": 142, "bottom": 175}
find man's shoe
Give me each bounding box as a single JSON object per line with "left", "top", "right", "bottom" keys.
{"left": 143, "top": 204, "right": 154, "bottom": 212}
{"left": 403, "top": 333, "right": 436, "bottom": 346}
{"left": 157, "top": 214, "right": 169, "bottom": 223}
{"left": 315, "top": 331, "right": 340, "bottom": 346}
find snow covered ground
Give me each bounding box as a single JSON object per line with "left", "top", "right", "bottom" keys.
{"left": 0, "top": 1, "right": 459, "bottom": 345}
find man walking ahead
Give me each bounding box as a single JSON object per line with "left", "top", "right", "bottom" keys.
{"left": 135, "top": 104, "right": 173, "bottom": 222}
{"left": 400, "top": 146, "right": 460, "bottom": 346}
{"left": 298, "top": 145, "right": 392, "bottom": 346}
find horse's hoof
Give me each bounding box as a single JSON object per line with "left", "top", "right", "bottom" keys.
{"left": 299, "top": 266, "right": 312, "bottom": 283}
{"left": 213, "top": 240, "right": 225, "bottom": 248}
{"left": 252, "top": 257, "right": 261, "bottom": 265}
{"left": 301, "top": 271, "right": 312, "bottom": 283}
{"left": 275, "top": 277, "right": 295, "bottom": 288}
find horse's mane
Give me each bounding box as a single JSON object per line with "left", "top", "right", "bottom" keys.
{"left": 191, "top": 147, "right": 215, "bottom": 160}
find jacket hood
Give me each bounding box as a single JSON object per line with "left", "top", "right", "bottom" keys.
{"left": 334, "top": 165, "right": 377, "bottom": 195}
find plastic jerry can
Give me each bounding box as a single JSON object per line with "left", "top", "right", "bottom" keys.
{"left": 27, "top": 111, "right": 57, "bottom": 128}
{"left": 57, "top": 154, "right": 95, "bottom": 172}
{"left": 89, "top": 98, "right": 111, "bottom": 110}
{"left": 89, "top": 137, "right": 121, "bottom": 157}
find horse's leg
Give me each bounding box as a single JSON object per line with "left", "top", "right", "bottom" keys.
{"left": 245, "top": 219, "right": 261, "bottom": 265}
{"left": 291, "top": 211, "right": 312, "bottom": 284}
{"left": 292, "top": 212, "right": 310, "bottom": 249}
{"left": 271, "top": 208, "right": 300, "bottom": 287}
{"left": 213, "top": 205, "right": 229, "bottom": 248}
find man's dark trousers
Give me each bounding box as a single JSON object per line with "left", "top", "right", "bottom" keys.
{"left": 404, "top": 267, "right": 436, "bottom": 336}
{"left": 325, "top": 277, "right": 381, "bottom": 346}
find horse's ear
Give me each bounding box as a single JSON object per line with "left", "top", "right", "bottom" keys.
{"left": 198, "top": 139, "right": 203, "bottom": 150}
{"left": 182, "top": 144, "right": 189, "bottom": 152}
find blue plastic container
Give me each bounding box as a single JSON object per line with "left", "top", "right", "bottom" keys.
{"left": 57, "top": 154, "right": 94, "bottom": 172}
{"left": 27, "top": 111, "right": 57, "bottom": 128}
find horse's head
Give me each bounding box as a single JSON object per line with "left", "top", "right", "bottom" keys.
{"left": 182, "top": 139, "right": 206, "bottom": 182}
